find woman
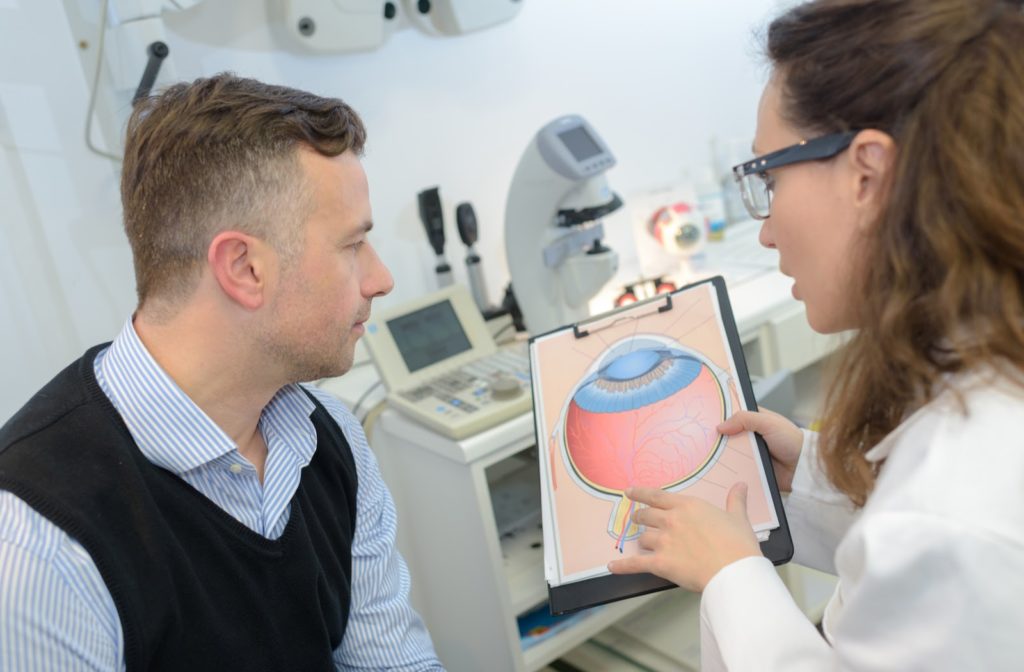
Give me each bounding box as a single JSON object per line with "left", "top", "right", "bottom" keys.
{"left": 608, "top": 0, "right": 1024, "bottom": 669}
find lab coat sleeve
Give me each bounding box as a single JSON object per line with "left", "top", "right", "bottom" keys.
{"left": 699, "top": 510, "right": 1024, "bottom": 671}
{"left": 827, "top": 511, "right": 1024, "bottom": 670}
{"left": 699, "top": 556, "right": 829, "bottom": 672}
{"left": 785, "top": 429, "right": 859, "bottom": 574}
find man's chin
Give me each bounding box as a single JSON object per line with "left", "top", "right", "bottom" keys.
{"left": 330, "top": 348, "right": 358, "bottom": 378}
{"left": 319, "top": 357, "right": 351, "bottom": 380}
{"left": 287, "top": 356, "right": 350, "bottom": 384}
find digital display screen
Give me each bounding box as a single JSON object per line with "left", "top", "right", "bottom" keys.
{"left": 558, "top": 126, "right": 603, "bottom": 162}
{"left": 387, "top": 300, "right": 472, "bottom": 373}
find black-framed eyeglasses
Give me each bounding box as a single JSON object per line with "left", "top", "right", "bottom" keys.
{"left": 731, "top": 131, "right": 858, "bottom": 220}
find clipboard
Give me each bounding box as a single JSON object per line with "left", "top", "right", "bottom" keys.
{"left": 528, "top": 275, "right": 793, "bottom": 615}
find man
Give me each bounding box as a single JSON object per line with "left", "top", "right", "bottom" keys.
{"left": 0, "top": 74, "right": 444, "bottom": 671}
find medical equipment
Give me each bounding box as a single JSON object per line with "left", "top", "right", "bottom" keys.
{"left": 279, "top": 0, "right": 397, "bottom": 53}
{"left": 613, "top": 277, "right": 677, "bottom": 308}
{"left": 417, "top": 187, "right": 454, "bottom": 288}
{"left": 279, "top": 0, "right": 518, "bottom": 52}
{"left": 648, "top": 202, "right": 707, "bottom": 257}
{"left": 101, "top": 0, "right": 190, "bottom": 93}
{"left": 402, "top": 0, "right": 522, "bottom": 36}
{"left": 87, "top": 0, "right": 194, "bottom": 160}
{"left": 504, "top": 115, "right": 622, "bottom": 335}
{"left": 697, "top": 168, "right": 727, "bottom": 241}
{"left": 712, "top": 136, "right": 755, "bottom": 226}
{"left": 362, "top": 284, "right": 531, "bottom": 439}
{"left": 132, "top": 41, "right": 170, "bottom": 103}
{"left": 455, "top": 202, "right": 494, "bottom": 314}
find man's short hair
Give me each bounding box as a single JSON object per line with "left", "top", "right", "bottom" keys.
{"left": 121, "top": 73, "right": 366, "bottom": 309}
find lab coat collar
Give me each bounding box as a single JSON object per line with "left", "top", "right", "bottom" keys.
{"left": 862, "top": 381, "right": 953, "bottom": 463}
{"left": 863, "top": 419, "right": 913, "bottom": 463}
{"left": 862, "top": 367, "right": 1014, "bottom": 462}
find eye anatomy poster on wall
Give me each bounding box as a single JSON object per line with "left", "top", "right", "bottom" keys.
{"left": 529, "top": 276, "right": 791, "bottom": 614}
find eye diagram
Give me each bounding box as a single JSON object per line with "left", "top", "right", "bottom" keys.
{"left": 557, "top": 336, "right": 731, "bottom": 551}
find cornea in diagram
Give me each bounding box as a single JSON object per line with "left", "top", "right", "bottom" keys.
{"left": 554, "top": 335, "right": 733, "bottom": 552}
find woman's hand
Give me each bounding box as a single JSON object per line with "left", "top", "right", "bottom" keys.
{"left": 606, "top": 482, "right": 762, "bottom": 592}
{"left": 718, "top": 408, "right": 803, "bottom": 493}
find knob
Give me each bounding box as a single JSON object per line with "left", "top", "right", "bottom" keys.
{"left": 489, "top": 376, "right": 522, "bottom": 401}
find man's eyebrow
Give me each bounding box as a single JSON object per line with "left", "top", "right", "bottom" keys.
{"left": 348, "top": 221, "right": 374, "bottom": 238}
{"left": 340, "top": 221, "right": 374, "bottom": 245}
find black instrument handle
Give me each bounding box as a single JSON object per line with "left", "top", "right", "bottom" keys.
{"left": 133, "top": 41, "right": 170, "bottom": 104}
{"left": 455, "top": 202, "right": 478, "bottom": 247}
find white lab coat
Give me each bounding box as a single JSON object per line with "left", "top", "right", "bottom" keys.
{"left": 699, "top": 370, "right": 1024, "bottom": 670}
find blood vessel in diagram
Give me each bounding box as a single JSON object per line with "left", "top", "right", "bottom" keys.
{"left": 558, "top": 337, "right": 730, "bottom": 550}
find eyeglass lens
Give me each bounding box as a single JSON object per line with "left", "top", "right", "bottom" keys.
{"left": 737, "top": 172, "right": 772, "bottom": 220}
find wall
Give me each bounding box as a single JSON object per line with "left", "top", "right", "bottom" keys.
{"left": 1, "top": 0, "right": 130, "bottom": 424}
{"left": 0, "top": 0, "right": 788, "bottom": 421}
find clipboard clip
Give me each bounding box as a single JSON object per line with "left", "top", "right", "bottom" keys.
{"left": 573, "top": 294, "right": 674, "bottom": 339}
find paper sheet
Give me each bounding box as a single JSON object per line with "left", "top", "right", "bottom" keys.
{"left": 531, "top": 280, "right": 778, "bottom": 586}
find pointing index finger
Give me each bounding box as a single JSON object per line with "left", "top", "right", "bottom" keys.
{"left": 625, "top": 486, "right": 671, "bottom": 509}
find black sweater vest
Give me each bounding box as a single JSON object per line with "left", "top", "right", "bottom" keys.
{"left": 0, "top": 345, "right": 358, "bottom": 671}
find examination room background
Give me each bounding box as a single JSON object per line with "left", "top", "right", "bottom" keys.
{"left": 0, "top": 0, "right": 793, "bottom": 422}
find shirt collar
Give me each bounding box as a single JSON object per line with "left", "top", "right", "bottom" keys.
{"left": 95, "top": 318, "right": 318, "bottom": 475}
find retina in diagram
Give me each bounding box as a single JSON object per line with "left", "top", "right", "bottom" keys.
{"left": 551, "top": 335, "right": 735, "bottom": 552}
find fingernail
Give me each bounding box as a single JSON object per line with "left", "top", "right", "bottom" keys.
{"left": 624, "top": 487, "right": 633, "bottom": 497}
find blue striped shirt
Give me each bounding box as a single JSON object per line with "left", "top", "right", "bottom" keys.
{"left": 0, "top": 319, "right": 444, "bottom": 671}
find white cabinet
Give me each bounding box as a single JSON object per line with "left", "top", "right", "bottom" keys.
{"left": 373, "top": 409, "right": 666, "bottom": 671}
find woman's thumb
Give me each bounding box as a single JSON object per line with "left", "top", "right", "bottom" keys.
{"left": 717, "top": 410, "right": 766, "bottom": 436}
{"left": 726, "top": 481, "right": 749, "bottom": 520}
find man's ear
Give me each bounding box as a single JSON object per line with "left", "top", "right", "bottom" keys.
{"left": 847, "top": 129, "right": 897, "bottom": 230}
{"left": 208, "top": 231, "right": 269, "bottom": 310}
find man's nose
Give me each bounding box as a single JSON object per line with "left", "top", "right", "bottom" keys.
{"left": 365, "top": 245, "right": 394, "bottom": 298}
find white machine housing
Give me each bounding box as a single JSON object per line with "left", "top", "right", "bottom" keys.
{"left": 402, "top": 0, "right": 522, "bottom": 36}
{"left": 362, "top": 284, "right": 531, "bottom": 439}
{"left": 102, "top": 0, "right": 196, "bottom": 92}
{"left": 279, "top": 0, "right": 393, "bottom": 53}
{"left": 504, "top": 115, "right": 621, "bottom": 336}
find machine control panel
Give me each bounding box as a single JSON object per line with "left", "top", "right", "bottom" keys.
{"left": 363, "top": 285, "right": 532, "bottom": 439}
{"left": 536, "top": 114, "right": 617, "bottom": 180}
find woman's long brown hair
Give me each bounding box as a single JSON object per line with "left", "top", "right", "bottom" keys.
{"left": 766, "top": 0, "right": 1024, "bottom": 506}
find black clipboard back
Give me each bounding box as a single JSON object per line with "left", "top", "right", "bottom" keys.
{"left": 533, "top": 276, "right": 793, "bottom": 616}
{"left": 711, "top": 275, "right": 794, "bottom": 570}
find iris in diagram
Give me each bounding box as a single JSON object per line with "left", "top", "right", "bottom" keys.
{"left": 556, "top": 336, "right": 732, "bottom": 552}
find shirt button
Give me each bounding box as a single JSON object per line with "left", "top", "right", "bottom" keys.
{"left": 229, "top": 463, "right": 243, "bottom": 474}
